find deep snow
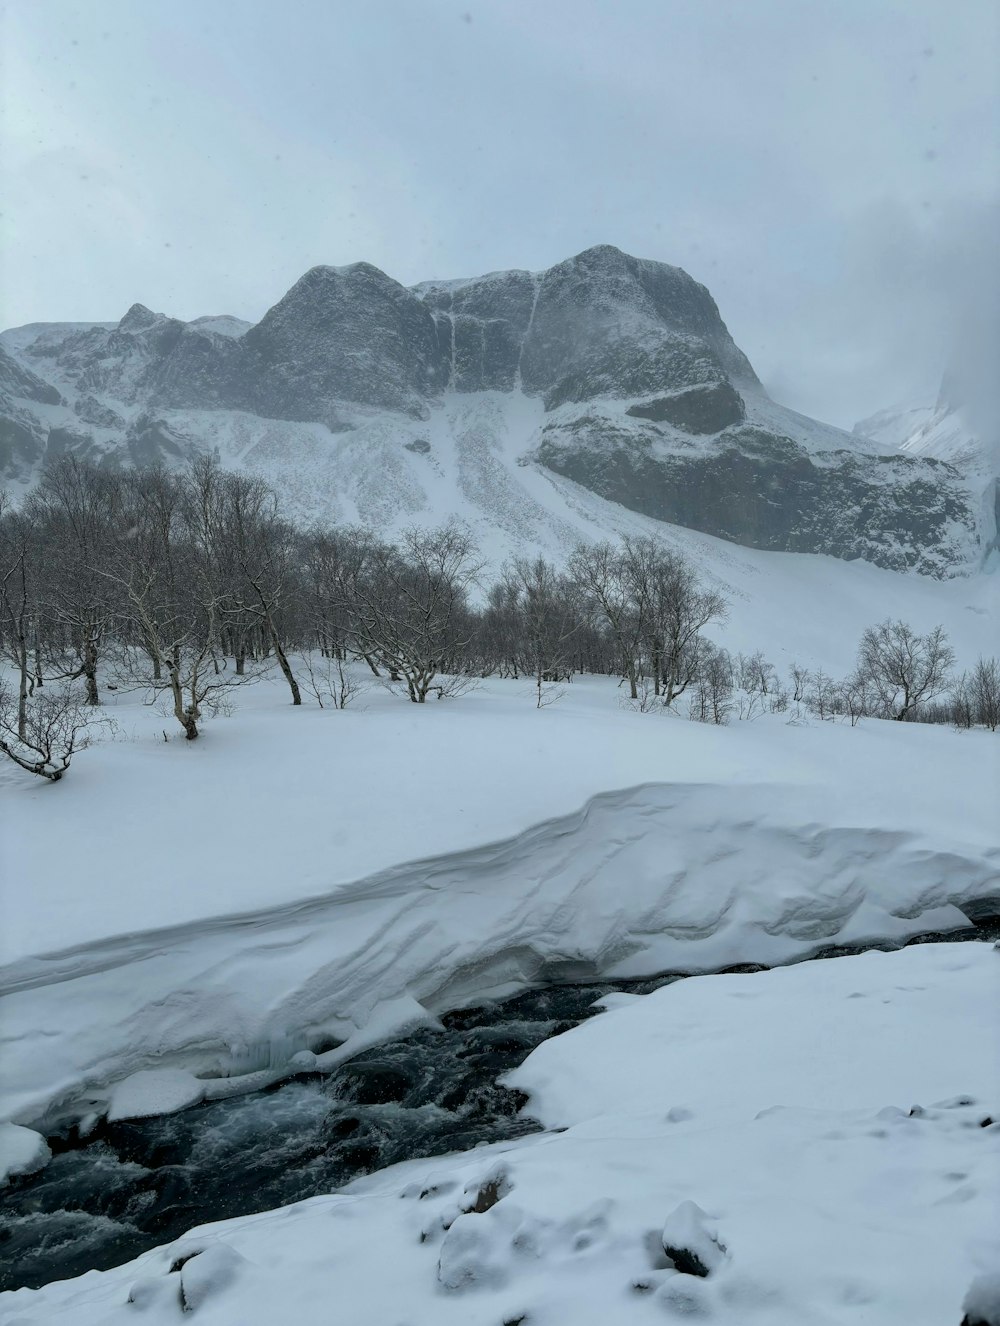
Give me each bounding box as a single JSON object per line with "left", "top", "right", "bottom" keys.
{"left": 1, "top": 672, "right": 996, "bottom": 1137}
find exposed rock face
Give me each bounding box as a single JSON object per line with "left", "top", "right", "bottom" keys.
{"left": 0, "top": 245, "right": 986, "bottom": 574}
{"left": 625, "top": 381, "right": 745, "bottom": 433}
{"left": 240, "top": 264, "right": 446, "bottom": 422}
{"left": 535, "top": 421, "right": 974, "bottom": 574}
{"left": 0, "top": 345, "right": 62, "bottom": 407}
{"left": 415, "top": 246, "right": 754, "bottom": 410}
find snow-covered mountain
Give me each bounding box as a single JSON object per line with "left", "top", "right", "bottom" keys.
{"left": 0, "top": 245, "right": 986, "bottom": 576}
{"left": 853, "top": 373, "right": 998, "bottom": 567}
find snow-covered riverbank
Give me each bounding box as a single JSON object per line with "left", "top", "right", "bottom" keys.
{"left": 4, "top": 940, "right": 997, "bottom": 1324}
{"left": 1, "top": 676, "right": 997, "bottom": 1138}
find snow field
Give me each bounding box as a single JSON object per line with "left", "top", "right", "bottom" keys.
{"left": 4, "top": 942, "right": 997, "bottom": 1325}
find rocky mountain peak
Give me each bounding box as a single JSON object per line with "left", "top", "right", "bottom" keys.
{"left": 117, "top": 304, "right": 163, "bottom": 334}
{"left": 0, "top": 246, "right": 985, "bottom": 575}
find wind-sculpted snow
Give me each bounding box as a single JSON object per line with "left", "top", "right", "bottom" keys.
{"left": 4, "top": 943, "right": 996, "bottom": 1325}
{"left": 1, "top": 769, "right": 995, "bottom": 1130}
{"left": 0, "top": 245, "right": 985, "bottom": 571}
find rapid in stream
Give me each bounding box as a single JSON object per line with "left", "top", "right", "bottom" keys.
{"left": 2, "top": 924, "right": 994, "bottom": 1293}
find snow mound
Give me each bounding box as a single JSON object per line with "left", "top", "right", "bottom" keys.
{"left": 0, "top": 1123, "right": 50, "bottom": 1185}
{"left": 108, "top": 1069, "right": 205, "bottom": 1121}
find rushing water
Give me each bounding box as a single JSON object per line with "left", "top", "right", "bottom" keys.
{"left": 2, "top": 923, "right": 995, "bottom": 1293}
{"left": 0, "top": 979, "right": 679, "bottom": 1292}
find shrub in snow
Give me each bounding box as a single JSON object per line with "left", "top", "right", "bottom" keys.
{"left": 0, "top": 680, "right": 105, "bottom": 782}
{"left": 660, "top": 1200, "right": 728, "bottom": 1278}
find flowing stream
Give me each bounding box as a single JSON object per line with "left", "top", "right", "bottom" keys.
{"left": 1, "top": 923, "right": 994, "bottom": 1293}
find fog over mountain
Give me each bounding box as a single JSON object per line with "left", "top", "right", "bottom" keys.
{"left": 2, "top": 0, "right": 997, "bottom": 429}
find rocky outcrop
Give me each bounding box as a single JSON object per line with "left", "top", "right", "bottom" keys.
{"left": 625, "top": 381, "right": 745, "bottom": 433}
{"left": 0, "top": 345, "right": 62, "bottom": 406}
{"left": 240, "top": 264, "right": 447, "bottom": 422}
{"left": 536, "top": 418, "right": 976, "bottom": 576}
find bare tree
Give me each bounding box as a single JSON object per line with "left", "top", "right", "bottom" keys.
{"left": 789, "top": 662, "right": 811, "bottom": 705}
{"left": 501, "top": 556, "right": 580, "bottom": 706}
{"left": 350, "top": 522, "right": 482, "bottom": 702}
{"left": 635, "top": 540, "right": 727, "bottom": 707}
{"left": 106, "top": 467, "right": 254, "bottom": 740}
{"left": 0, "top": 497, "right": 39, "bottom": 740}
{"left": 855, "top": 619, "right": 955, "bottom": 720}
{"left": 569, "top": 541, "right": 645, "bottom": 698}
{"left": 688, "top": 644, "right": 734, "bottom": 724}
{"left": 25, "top": 458, "right": 123, "bottom": 705}
{"left": 212, "top": 468, "right": 302, "bottom": 704}
{"left": 970, "top": 656, "right": 1000, "bottom": 731}
{"left": 296, "top": 649, "right": 365, "bottom": 710}
{"left": 806, "top": 667, "right": 839, "bottom": 720}
{"left": 0, "top": 680, "right": 105, "bottom": 781}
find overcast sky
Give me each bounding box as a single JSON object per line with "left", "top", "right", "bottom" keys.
{"left": 2, "top": 0, "right": 997, "bottom": 427}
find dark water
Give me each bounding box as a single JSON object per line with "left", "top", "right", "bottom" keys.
{"left": 2, "top": 920, "right": 995, "bottom": 1293}
{"left": 0, "top": 981, "right": 674, "bottom": 1292}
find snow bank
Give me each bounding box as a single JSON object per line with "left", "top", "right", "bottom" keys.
{"left": 107, "top": 1069, "right": 206, "bottom": 1122}
{"left": 1, "top": 678, "right": 996, "bottom": 1127}
{"left": 4, "top": 943, "right": 996, "bottom": 1325}
{"left": 509, "top": 941, "right": 1000, "bottom": 1126}
{"left": 0, "top": 1123, "right": 50, "bottom": 1185}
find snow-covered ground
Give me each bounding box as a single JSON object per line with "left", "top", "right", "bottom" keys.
{"left": 4, "top": 941, "right": 997, "bottom": 1324}
{"left": 1, "top": 671, "right": 996, "bottom": 1140}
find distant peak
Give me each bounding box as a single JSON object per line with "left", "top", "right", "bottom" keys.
{"left": 117, "top": 303, "right": 162, "bottom": 333}
{"left": 572, "top": 244, "right": 628, "bottom": 263}
{"left": 299, "top": 261, "right": 391, "bottom": 284}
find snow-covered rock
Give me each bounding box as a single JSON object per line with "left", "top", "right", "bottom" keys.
{"left": 0, "top": 1122, "right": 50, "bottom": 1185}
{"left": 107, "top": 1068, "right": 206, "bottom": 1121}
{"left": 660, "top": 1201, "right": 728, "bottom": 1277}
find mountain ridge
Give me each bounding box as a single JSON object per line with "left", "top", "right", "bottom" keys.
{"left": 0, "top": 245, "right": 987, "bottom": 577}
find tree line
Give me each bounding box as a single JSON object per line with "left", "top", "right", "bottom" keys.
{"left": 0, "top": 457, "right": 996, "bottom": 780}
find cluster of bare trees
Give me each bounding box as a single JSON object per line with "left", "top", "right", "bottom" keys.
{"left": 747, "top": 623, "right": 998, "bottom": 730}
{"left": 1, "top": 457, "right": 996, "bottom": 780}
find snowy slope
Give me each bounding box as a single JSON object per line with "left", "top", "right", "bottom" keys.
{"left": 855, "top": 385, "right": 998, "bottom": 567}
{"left": 4, "top": 941, "right": 996, "bottom": 1325}
{"left": 855, "top": 398, "right": 981, "bottom": 464}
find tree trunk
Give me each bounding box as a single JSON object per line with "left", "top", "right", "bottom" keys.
{"left": 168, "top": 668, "right": 199, "bottom": 740}
{"left": 83, "top": 637, "right": 99, "bottom": 706}
{"left": 16, "top": 640, "right": 29, "bottom": 741}
{"left": 268, "top": 621, "right": 301, "bottom": 705}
